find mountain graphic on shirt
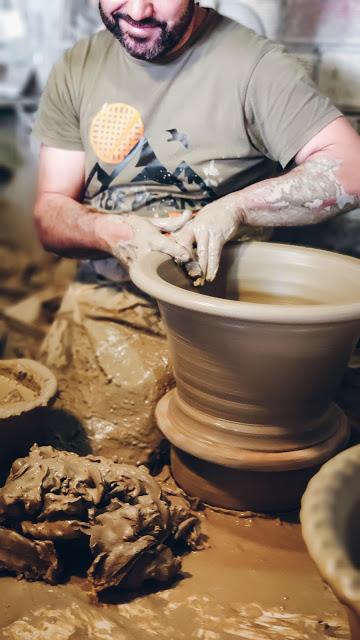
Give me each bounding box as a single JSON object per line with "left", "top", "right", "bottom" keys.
{"left": 83, "top": 138, "right": 216, "bottom": 209}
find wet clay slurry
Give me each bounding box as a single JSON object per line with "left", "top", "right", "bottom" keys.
{"left": 0, "top": 360, "right": 56, "bottom": 419}
{"left": 0, "top": 376, "right": 37, "bottom": 405}
{"left": 39, "top": 282, "right": 174, "bottom": 466}
{"left": 0, "top": 504, "right": 349, "bottom": 639}
{"left": 131, "top": 242, "right": 360, "bottom": 511}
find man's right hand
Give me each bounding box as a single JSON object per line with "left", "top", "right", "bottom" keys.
{"left": 95, "top": 212, "right": 191, "bottom": 267}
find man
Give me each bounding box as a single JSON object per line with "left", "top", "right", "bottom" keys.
{"left": 34, "top": 0, "right": 360, "bottom": 283}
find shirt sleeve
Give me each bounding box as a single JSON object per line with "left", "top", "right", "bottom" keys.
{"left": 32, "top": 50, "right": 83, "bottom": 151}
{"left": 244, "top": 46, "right": 342, "bottom": 168}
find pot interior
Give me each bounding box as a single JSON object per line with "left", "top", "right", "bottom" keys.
{"left": 0, "top": 367, "right": 40, "bottom": 408}
{"left": 0, "top": 360, "right": 56, "bottom": 419}
{"left": 158, "top": 243, "right": 360, "bottom": 306}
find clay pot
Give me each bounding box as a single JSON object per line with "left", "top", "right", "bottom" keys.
{"left": 301, "top": 445, "right": 360, "bottom": 640}
{"left": 0, "top": 359, "right": 57, "bottom": 480}
{"left": 130, "top": 242, "right": 360, "bottom": 511}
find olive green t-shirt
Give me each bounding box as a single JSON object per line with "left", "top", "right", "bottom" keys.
{"left": 33, "top": 9, "right": 341, "bottom": 217}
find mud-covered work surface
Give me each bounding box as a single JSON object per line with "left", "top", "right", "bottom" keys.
{"left": 0, "top": 486, "right": 349, "bottom": 639}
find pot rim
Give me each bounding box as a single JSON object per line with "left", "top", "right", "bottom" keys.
{"left": 130, "top": 242, "right": 360, "bottom": 324}
{"left": 300, "top": 445, "right": 360, "bottom": 616}
{"left": 0, "top": 359, "right": 57, "bottom": 419}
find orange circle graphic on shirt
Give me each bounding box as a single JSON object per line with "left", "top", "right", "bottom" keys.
{"left": 90, "top": 103, "right": 144, "bottom": 165}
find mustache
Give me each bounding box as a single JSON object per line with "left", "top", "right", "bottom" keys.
{"left": 112, "top": 12, "right": 165, "bottom": 29}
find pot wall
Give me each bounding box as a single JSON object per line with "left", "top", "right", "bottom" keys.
{"left": 160, "top": 301, "right": 357, "bottom": 450}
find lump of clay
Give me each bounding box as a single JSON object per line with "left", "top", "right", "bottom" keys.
{"left": 0, "top": 527, "right": 60, "bottom": 583}
{"left": 0, "top": 446, "right": 201, "bottom": 594}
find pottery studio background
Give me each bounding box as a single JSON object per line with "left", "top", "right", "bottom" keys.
{"left": 0, "top": 3, "right": 360, "bottom": 639}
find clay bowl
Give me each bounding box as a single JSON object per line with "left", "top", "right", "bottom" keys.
{"left": 130, "top": 242, "right": 360, "bottom": 511}
{"left": 301, "top": 445, "right": 360, "bottom": 639}
{"left": 0, "top": 359, "right": 57, "bottom": 480}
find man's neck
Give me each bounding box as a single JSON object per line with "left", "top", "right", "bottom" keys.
{"left": 167, "top": 5, "right": 208, "bottom": 57}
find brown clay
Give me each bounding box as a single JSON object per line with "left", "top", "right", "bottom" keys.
{"left": 131, "top": 242, "right": 360, "bottom": 510}
{"left": 0, "top": 446, "right": 201, "bottom": 594}
{"left": 0, "top": 359, "right": 57, "bottom": 479}
{"left": 349, "top": 609, "right": 360, "bottom": 640}
{"left": 170, "top": 446, "right": 324, "bottom": 512}
{"left": 0, "top": 502, "right": 349, "bottom": 638}
{"left": 40, "top": 282, "right": 174, "bottom": 465}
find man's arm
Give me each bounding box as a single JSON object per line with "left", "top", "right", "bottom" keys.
{"left": 238, "top": 116, "right": 360, "bottom": 226}
{"left": 175, "top": 117, "right": 360, "bottom": 282}
{"left": 34, "top": 146, "right": 190, "bottom": 263}
{"left": 34, "top": 146, "right": 133, "bottom": 258}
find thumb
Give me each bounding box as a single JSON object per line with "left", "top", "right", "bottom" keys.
{"left": 173, "top": 224, "right": 196, "bottom": 257}
{"left": 156, "top": 233, "right": 191, "bottom": 263}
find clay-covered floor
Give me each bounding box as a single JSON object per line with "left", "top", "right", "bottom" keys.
{"left": 0, "top": 505, "right": 349, "bottom": 639}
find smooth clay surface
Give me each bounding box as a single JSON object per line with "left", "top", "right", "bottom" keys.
{"left": 0, "top": 489, "right": 349, "bottom": 639}
{"left": 169, "top": 446, "right": 322, "bottom": 512}
{"left": 131, "top": 242, "right": 360, "bottom": 510}
{"left": 301, "top": 444, "right": 360, "bottom": 640}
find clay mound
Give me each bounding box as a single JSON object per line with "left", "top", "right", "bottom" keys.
{"left": 0, "top": 445, "right": 201, "bottom": 594}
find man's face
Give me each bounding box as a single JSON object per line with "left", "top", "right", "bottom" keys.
{"left": 99, "top": 1, "right": 195, "bottom": 61}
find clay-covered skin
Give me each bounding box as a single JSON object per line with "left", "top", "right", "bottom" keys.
{"left": 0, "top": 446, "right": 201, "bottom": 594}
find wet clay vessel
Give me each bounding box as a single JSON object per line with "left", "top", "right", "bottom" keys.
{"left": 131, "top": 242, "right": 360, "bottom": 511}
{"left": 301, "top": 445, "right": 360, "bottom": 640}
{"left": 0, "top": 359, "right": 57, "bottom": 480}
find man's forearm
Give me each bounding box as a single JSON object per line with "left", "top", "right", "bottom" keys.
{"left": 34, "top": 193, "right": 132, "bottom": 259}
{"left": 229, "top": 157, "right": 360, "bottom": 227}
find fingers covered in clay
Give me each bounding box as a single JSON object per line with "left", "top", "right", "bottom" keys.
{"left": 112, "top": 214, "right": 191, "bottom": 266}
{"left": 174, "top": 200, "right": 242, "bottom": 284}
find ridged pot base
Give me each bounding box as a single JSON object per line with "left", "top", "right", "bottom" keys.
{"left": 156, "top": 389, "right": 350, "bottom": 512}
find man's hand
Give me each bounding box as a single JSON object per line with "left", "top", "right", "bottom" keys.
{"left": 96, "top": 212, "right": 192, "bottom": 267}
{"left": 174, "top": 198, "right": 244, "bottom": 282}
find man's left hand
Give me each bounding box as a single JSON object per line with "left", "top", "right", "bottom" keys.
{"left": 174, "top": 197, "right": 243, "bottom": 282}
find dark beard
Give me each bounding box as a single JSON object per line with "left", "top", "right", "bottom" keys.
{"left": 99, "top": 1, "right": 195, "bottom": 61}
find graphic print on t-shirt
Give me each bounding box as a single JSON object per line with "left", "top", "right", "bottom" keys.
{"left": 84, "top": 102, "right": 216, "bottom": 215}
{"left": 90, "top": 103, "right": 145, "bottom": 165}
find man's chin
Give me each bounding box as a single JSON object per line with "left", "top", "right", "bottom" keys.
{"left": 121, "top": 34, "right": 166, "bottom": 61}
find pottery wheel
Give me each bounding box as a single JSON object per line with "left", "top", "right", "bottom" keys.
{"left": 156, "top": 388, "right": 350, "bottom": 512}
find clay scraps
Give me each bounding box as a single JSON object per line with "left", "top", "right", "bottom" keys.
{"left": 0, "top": 445, "right": 201, "bottom": 594}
